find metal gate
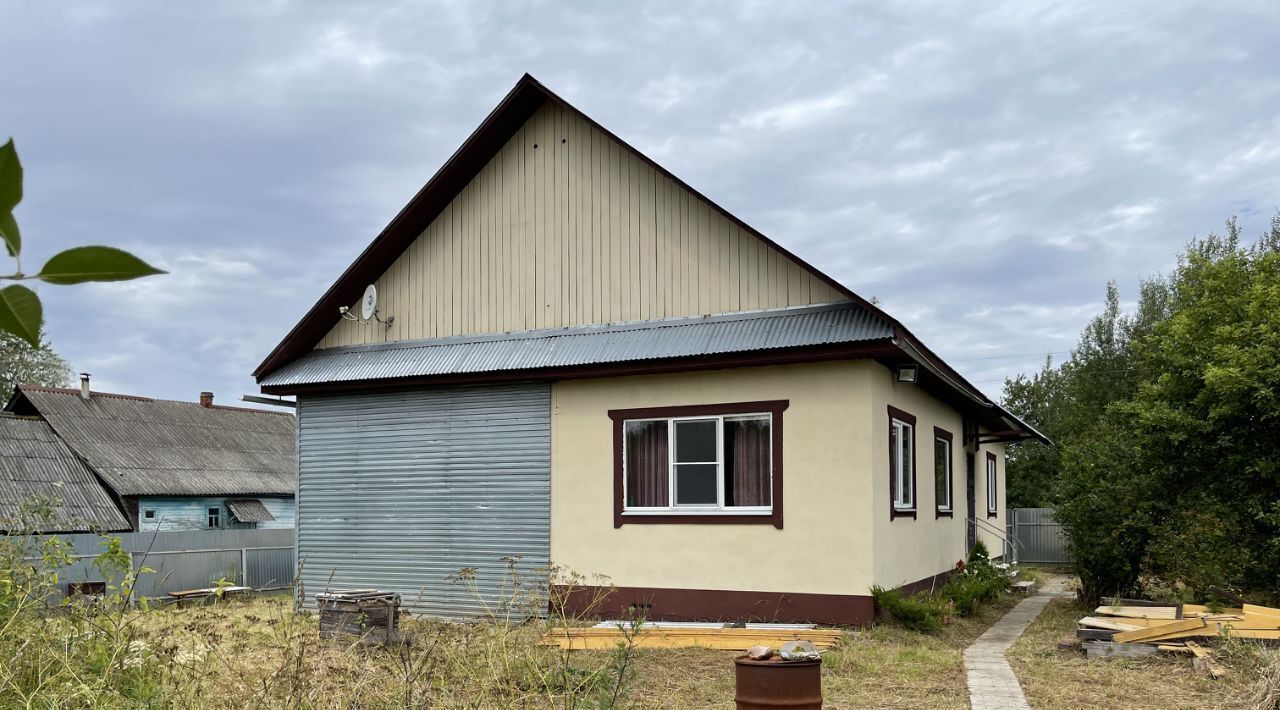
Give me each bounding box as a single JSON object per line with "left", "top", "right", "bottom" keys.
{"left": 1006, "top": 507, "right": 1071, "bottom": 565}
{"left": 295, "top": 383, "right": 551, "bottom": 618}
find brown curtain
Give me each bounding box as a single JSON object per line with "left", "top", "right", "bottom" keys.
{"left": 625, "top": 421, "right": 669, "bottom": 507}
{"left": 729, "top": 419, "right": 771, "bottom": 507}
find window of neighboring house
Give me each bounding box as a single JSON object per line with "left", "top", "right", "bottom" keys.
{"left": 143, "top": 509, "right": 156, "bottom": 520}
{"left": 207, "top": 507, "right": 221, "bottom": 528}
{"left": 609, "top": 400, "right": 788, "bottom": 528}
{"left": 889, "top": 406, "right": 916, "bottom": 518}
{"left": 986, "top": 452, "right": 998, "bottom": 517}
{"left": 934, "top": 428, "right": 953, "bottom": 516}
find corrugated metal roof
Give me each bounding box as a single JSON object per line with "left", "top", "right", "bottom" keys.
{"left": 227, "top": 498, "right": 276, "bottom": 523}
{"left": 0, "top": 415, "right": 130, "bottom": 532}
{"left": 260, "top": 302, "right": 892, "bottom": 388}
{"left": 13, "top": 388, "right": 295, "bottom": 497}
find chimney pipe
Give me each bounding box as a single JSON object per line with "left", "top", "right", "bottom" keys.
{"left": 79, "top": 373, "right": 91, "bottom": 400}
{"left": 199, "top": 391, "right": 214, "bottom": 409}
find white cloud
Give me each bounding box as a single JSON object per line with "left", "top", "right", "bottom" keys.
{"left": 2, "top": 0, "right": 1278, "bottom": 405}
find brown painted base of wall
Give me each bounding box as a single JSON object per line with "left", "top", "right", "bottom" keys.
{"left": 555, "top": 585, "right": 876, "bottom": 626}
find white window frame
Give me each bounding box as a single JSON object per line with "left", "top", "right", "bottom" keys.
{"left": 935, "top": 436, "right": 952, "bottom": 512}
{"left": 891, "top": 418, "right": 914, "bottom": 510}
{"left": 206, "top": 506, "right": 221, "bottom": 529}
{"left": 622, "top": 412, "right": 773, "bottom": 516}
{"left": 986, "top": 454, "right": 998, "bottom": 515}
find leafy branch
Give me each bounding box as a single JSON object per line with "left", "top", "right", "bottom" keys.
{"left": 0, "top": 139, "right": 164, "bottom": 346}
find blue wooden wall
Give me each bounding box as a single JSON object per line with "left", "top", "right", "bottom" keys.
{"left": 136, "top": 496, "right": 295, "bottom": 532}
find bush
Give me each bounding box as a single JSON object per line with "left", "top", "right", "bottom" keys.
{"left": 941, "top": 548, "right": 1012, "bottom": 617}
{"left": 870, "top": 586, "right": 945, "bottom": 631}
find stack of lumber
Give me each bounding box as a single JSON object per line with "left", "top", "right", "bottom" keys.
{"left": 541, "top": 625, "right": 843, "bottom": 651}
{"left": 1076, "top": 599, "right": 1280, "bottom": 672}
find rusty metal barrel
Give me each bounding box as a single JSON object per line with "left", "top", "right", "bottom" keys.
{"left": 733, "top": 656, "right": 822, "bottom": 709}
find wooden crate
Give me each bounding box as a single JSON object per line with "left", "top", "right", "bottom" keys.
{"left": 317, "top": 590, "right": 401, "bottom": 642}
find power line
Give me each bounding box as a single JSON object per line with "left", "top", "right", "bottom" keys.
{"left": 950, "top": 350, "right": 1071, "bottom": 363}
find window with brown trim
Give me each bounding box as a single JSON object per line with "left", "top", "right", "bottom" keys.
{"left": 934, "top": 427, "right": 953, "bottom": 517}
{"left": 888, "top": 406, "right": 916, "bottom": 519}
{"left": 986, "top": 451, "right": 998, "bottom": 518}
{"left": 609, "top": 401, "right": 788, "bottom": 528}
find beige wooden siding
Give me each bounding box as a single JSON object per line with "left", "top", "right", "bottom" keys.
{"left": 319, "top": 102, "right": 846, "bottom": 349}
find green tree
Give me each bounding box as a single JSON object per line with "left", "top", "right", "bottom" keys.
{"left": 0, "top": 330, "right": 71, "bottom": 397}
{"left": 0, "top": 139, "right": 164, "bottom": 345}
{"left": 1002, "top": 357, "right": 1064, "bottom": 507}
{"left": 1003, "top": 215, "right": 1280, "bottom": 604}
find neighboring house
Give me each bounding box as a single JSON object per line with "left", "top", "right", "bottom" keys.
{"left": 0, "top": 413, "right": 131, "bottom": 533}
{"left": 254, "top": 74, "right": 1047, "bottom": 624}
{"left": 5, "top": 382, "right": 296, "bottom": 532}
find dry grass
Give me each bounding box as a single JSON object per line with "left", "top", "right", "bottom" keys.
{"left": 109, "top": 590, "right": 1027, "bottom": 709}
{"left": 1008, "top": 598, "right": 1273, "bottom": 710}
{"left": 75, "top": 581, "right": 1280, "bottom": 709}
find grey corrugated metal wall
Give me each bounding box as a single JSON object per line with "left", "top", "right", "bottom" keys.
{"left": 1006, "top": 508, "right": 1071, "bottom": 565}
{"left": 296, "top": 383, "right": 551, "bottom": 618}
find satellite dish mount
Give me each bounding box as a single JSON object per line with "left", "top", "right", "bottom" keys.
{"left": 338, "top": 284, "right": 395, "bottom": 329}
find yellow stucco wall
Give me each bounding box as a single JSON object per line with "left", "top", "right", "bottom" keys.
{"left": 549, "top": 359, "right": 1006, "bottom": 598}
{"left": 868, "top": 365, "right": 968, "bottom": 588}
{"left": 549, "top": 361, "right": 876, "bottom": 596}
{"left": 975, "top": 440, "right": 1008, "bottom": 558}
{"left": 868, "top": 362, "right": 1008, "bottom": 587}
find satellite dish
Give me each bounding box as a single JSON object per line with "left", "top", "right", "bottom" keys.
{"left": 360, "top": 284, "right": 378, "bottom": 320}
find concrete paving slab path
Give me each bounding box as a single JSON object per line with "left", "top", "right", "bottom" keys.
{"left": 963, "top": 575, "right": 1073, "bottom": 710}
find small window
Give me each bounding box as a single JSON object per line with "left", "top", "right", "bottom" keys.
{"left": 888, "top": 406, "right": 916, "bottom": 517}
{"left": 207, "top": 507, "right": 221, "bottom": 528}
{"left": 986, "top": 453, "right": 998, "bottom": 517}
{"left": 143, "top": 509, "right": 156, "bottom": 520}
{"left": 934, "top": 429, "right": 953, "bottom": 515}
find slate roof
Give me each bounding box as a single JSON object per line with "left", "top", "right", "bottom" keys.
{"left": 8, "top": 387, "right": 295, "bottom": 498}
{"left": 0, "top": 414, "right": 130, "bottom": 532}
{"left": 259, "top": 303, "right": 894, "bottom": 389}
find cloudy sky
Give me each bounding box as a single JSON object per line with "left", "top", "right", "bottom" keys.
{"left": 2, "top": 1, "right": 1277, "bottom": 407}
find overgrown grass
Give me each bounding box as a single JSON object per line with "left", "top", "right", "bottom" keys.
{"left": 1008, "top": 598, "right": 1272, "bottom": 710}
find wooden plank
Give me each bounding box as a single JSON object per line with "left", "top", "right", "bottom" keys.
{"left": 541, "top": 626, "right": 843, "bottom": 651}
{"left": 1112, "top": 617, "right": 1206, "bottom": 643}
{"left": 1183, "top": 603, "right": 1244, "bottom": 617}
{"left": 1131, "top": 619, "right": 1280, "bottom": 642}
{"left": 1094, "top": 605, "right": 1178, "bottom": 620}
{"left": 1077, "top": 629, "right": 1119, "bottom": 641}
{"left": 1077, "top": 616, "right": 1143, "bottom": 632}
{"left": 1244, "top": 604, "right": 1280, "bottom": 620}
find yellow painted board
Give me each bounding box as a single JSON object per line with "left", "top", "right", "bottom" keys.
{"left": 1095, "top": 606, "right": 1178, "bottom": 620}
{"left": 547, "top": 631, "right": 839, "bottom": 642}
{"left": 1244, "top": 604, "right": 1280, "bottom": 620}
{"left": 1077, "top": 617, "right": 1143, "bottom": 632}
{"left": 544, "top": 636, "right": 840, "bottom": 651}
{"left": 1113, "top": 617, "right": 1206, "bottom": 643}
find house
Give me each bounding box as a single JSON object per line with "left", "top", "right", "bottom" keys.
{"left": 0, "top": 413, "right": 131, "bottom": 533}
{"left": 254, "top": 74, "right": 1047, "bottom": 624}
{"left": 5, "top": 380, "right": 296, "bottom": 532}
